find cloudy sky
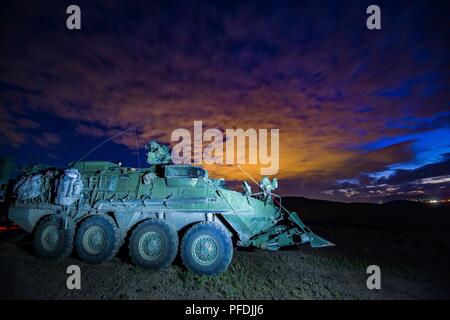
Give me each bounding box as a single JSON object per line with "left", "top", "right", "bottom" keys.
{"left": 0, "top": 0, "right": 449, "bottom": 202}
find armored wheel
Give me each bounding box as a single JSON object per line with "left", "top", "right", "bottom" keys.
{"left": 75, "top": 215, "right": 122, "bottom": 264}
{"left": 33, "top": 215, "right": 75, "bottom": 261}
{"left": 128, "top": 219, "right": 179, "bottom": 270}
{"left": 181, "top": 222, "right": 233, "bottom": 276}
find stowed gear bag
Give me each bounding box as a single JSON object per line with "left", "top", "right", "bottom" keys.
{"left": 14, "top": 174, "right": 43, "bottom": 200}
{"left": 55, "top": 169, "right": 83, "bottom": 206}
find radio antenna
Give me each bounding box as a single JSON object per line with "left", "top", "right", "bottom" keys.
{"left": 236, "top": 165, "right": 289, "bottom": 212}
{"left": 74, "top": 120, "right": 147, "bottom": 165}
{"left": 236, "top": 165, "right": 260, "bottom": 186}
{"left": 134, "top": 127, "right": 141, "bottom": 168}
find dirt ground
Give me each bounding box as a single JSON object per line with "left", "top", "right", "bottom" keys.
{"left": 1, "top": 223, "right": 449, "bottom": 300}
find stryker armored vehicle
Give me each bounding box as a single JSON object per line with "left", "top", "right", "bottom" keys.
{"left": 6, "top": 141, "right": 333, "bottom": 275}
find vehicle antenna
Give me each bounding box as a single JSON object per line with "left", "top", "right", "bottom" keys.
{"left": 236, "top": 165, "right": 259, "bottom": 186}
{"left": 134, "top": 128, "right": 141, "bottom": 169}
{"left": 236, "top": 165, "right": 292, "bottom": 216}
{"left": 74, "top": 120, "right": 147, "bottom": 165}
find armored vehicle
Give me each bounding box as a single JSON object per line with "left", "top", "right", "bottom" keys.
{"left": 7, "top": 141, "right": 333, "bottom": 275}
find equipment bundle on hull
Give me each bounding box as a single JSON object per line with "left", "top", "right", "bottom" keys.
{"left": 7, "top": 140, "right": 333, "bottom": 276}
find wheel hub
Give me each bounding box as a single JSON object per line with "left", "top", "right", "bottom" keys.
{"left": 192, "top": 235, "right": 218, "bottom": 266}
{"left": 83, "top": 226, "right": 106, "bottom": 255}
{"left": 139, "top": 231, "right": 163, "bottom": 260}
{"left": 41, "top": 225, "right": 60, "bottom": 252}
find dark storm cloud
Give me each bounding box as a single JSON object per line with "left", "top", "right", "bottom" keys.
{"left": 324, "top": 153, "right": 450, "bottom": 201}
{"left": 0, "top": 0, "right": 449, "bottom": 201}
{"left": 376, "top": 153, "right": 450, "bottom": 186}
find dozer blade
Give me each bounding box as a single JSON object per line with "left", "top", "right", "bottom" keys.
{"left": 304, "top": 232, "right": 335, "bottom": 248}
{"left": 288, "top": 211, "right": 335, "bottom": 248}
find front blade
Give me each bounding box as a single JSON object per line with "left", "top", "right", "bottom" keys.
{"left": 305, "top": 232, "right": 335, "bottom": 248}
{"left": 287, "top": 211, "right": 335, "bottom": 247}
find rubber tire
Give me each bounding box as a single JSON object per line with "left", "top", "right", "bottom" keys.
{"left": 128, "top": 219, "right": 179, "bottom": 270}
{"left": 75, "top": 215, "right": 122, "bottom": 264}
{"left": 181, "top": 222, "right": 233, "bottom": 276}
{"left": 33, "top": 215, "right": 75, "bottom": 261}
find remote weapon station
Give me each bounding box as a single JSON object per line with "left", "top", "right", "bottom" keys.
{"left": 7, "top": 140, "right": 333, "bottom": 275}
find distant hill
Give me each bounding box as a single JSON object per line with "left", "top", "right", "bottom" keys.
{"left": 283, "top": 196, "right": 450, "bottom": 231}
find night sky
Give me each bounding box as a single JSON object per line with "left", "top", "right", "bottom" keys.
{"left": 0, "top": 0, "right": 449, "bottom": 202}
